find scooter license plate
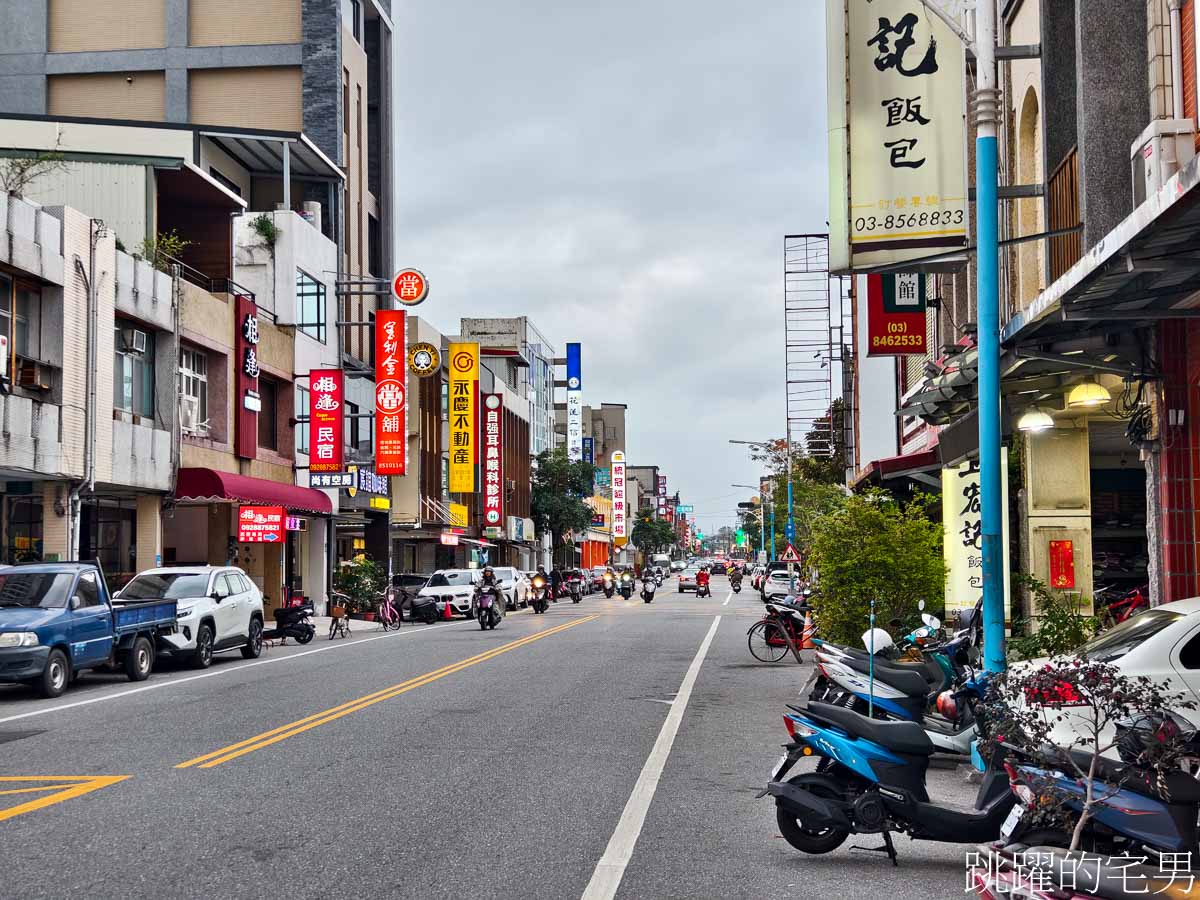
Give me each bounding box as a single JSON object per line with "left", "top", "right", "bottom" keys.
{"left": 999, "top": 804, "right": 1023, "bottom": 842}
{"left": 770, "top": 754, "right": 790, "bottom": 781}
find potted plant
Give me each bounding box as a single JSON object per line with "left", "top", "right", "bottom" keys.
{"left": 333, "top": 555, "right": 386, "bottom": 620}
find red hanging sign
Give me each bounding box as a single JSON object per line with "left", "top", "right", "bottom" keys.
{"left": 482, "top": 393, "right": 504, "bottom": 528}
{"left": 375, "top": 309, "right": 407, "bottom": 475}
{"left": 237, "top": 506, "right": 285, "bottom": 543}
{"left": 308, "top": 368, "right": 344, "bottom": 473}
{"left": 234, "top": 295, "right": 260, "bottom": 459}
{"left": 866, "top": 273, "right": 927, "bottom": 357}
{"left": 1048, "top": 540, "right": 1075, "bottom": 589}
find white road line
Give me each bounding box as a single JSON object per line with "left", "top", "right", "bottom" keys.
{"left": 722, "top": 591, "right": 733, "bottom": 607}
{"left": 0, "top": 622, "right": 454, "bottom": 726}
{"left": 581, "top": 615, "right": 721, "bottom": 900}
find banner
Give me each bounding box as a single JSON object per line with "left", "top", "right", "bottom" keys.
{"left": 482, "top": 393, "right": 504, "bottom": 528}
{"left": 866, "top": 273, "right": 927, "bottom": 356}
{"left": 582, "top": 436, "right": 594, "bottom": 465}
{"left": 566, "top": 342, "right": 582, "bottom": 462}
{"left": 828, "top": 0, "right": 968, "bottom": 272}
{"left": 942, "top": 456, "right": 1011, "bottom": 622}
{"left": 308, "top": 368, "right": 344, "bottom": 472}
{"left": 448, "top": 342, "right": 479, "bottom": 492}
{"left": 234, "top": 295, "right": 260, "bottom": 460}
{"left": 237, "top": 506, "right": 284, "bottom": 543}
{"left": 374, "top": 310, "right": 407, "bottom": 475}
{"left": 612, "top": 450, "right": 627, "bottom": 544}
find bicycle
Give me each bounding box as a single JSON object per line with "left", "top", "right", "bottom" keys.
{"left": 747, "top": 601, "right": 811, "bottom": 664}
{"left": 328, "top": 592, "right": 353, "bottom": 640}
{"left": 1097, "top": 584, "right": 1148, "bottom": 631}
{"left": 376, "top": 588, "right": 402, "bottom": 631}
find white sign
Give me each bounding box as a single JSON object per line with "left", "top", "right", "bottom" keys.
{"left": 567, "top": 389, "right": 583, "bottom": 462}
{"left": 942, "top": 456, "right": 1011, "bottom": 623}
{"left": 828, "top": 0, "right": 969, "bottom": 272}
{"left": 611, "top": 450, "right": 627, "bottom": 541}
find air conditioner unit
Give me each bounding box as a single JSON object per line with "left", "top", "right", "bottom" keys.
{"left": 120, "top": 328, "right": 148, "bottom": 354}
{"left": 180, "top": 396, "right": 198, "bottom": 432}
{"left": 16, "top": 361, "right": 50, "bottom": 390}
{"left": 1131, "top": 118, "right": 1196, "bottom": 208}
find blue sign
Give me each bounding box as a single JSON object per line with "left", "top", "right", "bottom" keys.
{"left": 595, "top": 469, "right": 610, "bottom": 487}
{"left": 785, "top": 520, "right": 796, "bottom": 543}
{"left": 582, "top": 437, "right": 594, "bottom": 464}
{"left": 566, "top": 343, "right": 582, "bottom": 390}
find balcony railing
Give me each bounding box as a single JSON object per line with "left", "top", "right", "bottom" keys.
{"left": 1048, "top": 147, "right": 1082, "bottom": 282}
{"left": 161, "top": 255, "right": 256, "bottom": 302}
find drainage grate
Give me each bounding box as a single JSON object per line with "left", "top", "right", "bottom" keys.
{"left": 0, "top": 730, "right": 45, "bottom": 745}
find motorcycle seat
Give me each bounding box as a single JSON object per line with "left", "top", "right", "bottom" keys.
{"left": 1058, "top": 749, "right": 1200, "bottom": 805}
{"left": 841, "top": 656, "right": 930, "bottom": 697}
{"left": 806, "top": 702, "right": 934, "bottom": 756}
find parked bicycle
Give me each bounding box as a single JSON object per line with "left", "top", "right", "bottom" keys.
{"left": 1096, "top": 584, "right": 1148, "bottom": 630}
{"left": 328, "top": 592, "right": 353, "bottom": 640}
{"left": 376, "top": 587, "right": 402, "bottom": 631}
{"left": 746, "top": 599, "right": 811, "bottom": 663}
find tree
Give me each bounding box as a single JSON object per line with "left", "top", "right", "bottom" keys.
{"left": 0, "top": 148, "right": 67, "bottom": 197}
{"left": 807, "top": 490, "right": 945, "bottom": 645}
{"left": 631, "top": 516, "right": 675, "bottom": 553}
{"left": 531, "top": 446, "right": 595, "bottom": 563}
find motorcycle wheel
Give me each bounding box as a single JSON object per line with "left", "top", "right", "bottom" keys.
{"left": 644, "top": 597, "right": 652, "bottom": 604}
{"left": 296, "top": 625, "right": 315, "bottom": 645}
{"left": 775, "top": 774, "right": 850, "bottom": 855}
{"left": 479, "top": 615, "right": 488, "bottom": 631}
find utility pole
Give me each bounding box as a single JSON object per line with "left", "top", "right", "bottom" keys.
{"left": 974, "top": 0, "right": 1005, "bottom": 673}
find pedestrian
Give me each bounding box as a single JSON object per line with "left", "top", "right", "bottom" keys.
{"left": 549, "top": 565, "right": 563, "bottom": 601}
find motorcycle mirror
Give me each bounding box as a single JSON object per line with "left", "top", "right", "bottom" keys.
{"left": 918, "top": 599, "right": 925, "bottom": 611}
{"left": 888, "top": 617, "right": 903, "bottom": 628}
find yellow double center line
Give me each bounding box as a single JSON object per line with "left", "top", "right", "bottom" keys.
{"left": 177, "top": 615, "right": 596, "bottom": 769}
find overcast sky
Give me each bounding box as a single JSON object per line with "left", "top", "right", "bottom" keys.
{"left": 394, "top": 0, "right": 829, "bottom": 532}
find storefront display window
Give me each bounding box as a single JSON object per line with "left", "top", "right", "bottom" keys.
{"left": 5, "top": 496, "right": 43, "bottom": 563}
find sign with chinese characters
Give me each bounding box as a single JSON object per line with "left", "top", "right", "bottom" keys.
{"left": 676, "top": 504, "right": 693, "bottom": 514}
{"left": 285, "top": 516, "right": 303, "bottom": 531}
{"left": 448, "top": 343, "right": 479, "bottom": 493}
{"left": 234, "top": 296, "right": 260, "bottom": 459}
{"left": 656, "top": 475, "right": 667, "bottom": 516}
{"left": 591, "top": 513, "right": 605, "bottom": 527}
{"left": 482, "top": 393, "right": 505, "bottom": 528}
{"left": 448, "top": 502, "right": 469, "bottom": 527}
{"left": 356, "top": 467, "right": 389, "bottom": 495}
{"left": 594, "top": 469, "right": 610, "bottom": 488}
{"left": 237, "top": 505, "right": 285, "bottom": 543}
{"left": 391, "top": 268, "right": 429, "bottom": 307}
{"left": 942, "top": 456, "right": 1011, "bottom": 622}
{"left": 582, "top": 436, "right": 594, "bottom": 465}
{"left": 611, "top": 450, "right": 627, "bottom": 545}
{"left": 374, "top": 310, "right": 407, "bottom": 476}
{"left": 866, "top": 273, "right": 927, "bottom": 356}
{"left": 566, "top": 342, "right": 583, "bottom": 462}
{"left": 828, "top": 0, "right": 968, "bottom": 272}
{"left": 407, "top": 341, "right": 440, "bottom": 377}
{"left": 308, "top": 368, "right": 344, "bottom": 473}
{"left": 310, "top": 472, "right": 355, "bottom": 489}
{"left": 1049, "top": 540, "right": 1076, "bottom": 589}
{"left": 440, "top": 531, "right": 459, "bottom": 546}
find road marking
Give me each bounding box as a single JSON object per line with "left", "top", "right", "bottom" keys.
{"left": 722, "top": 591, "right": 733, "bottom": 606}
{"left": 0, "top": 776, "right": 130, "bottom": 823}
{"left": 581, "top": 616, "right": 721, "bottom": 900}
{"left": 0, "top": 621, "right": 456, "bottom": 727}
{"left": 178, "top": 615, "right": 597, "bottom": 769}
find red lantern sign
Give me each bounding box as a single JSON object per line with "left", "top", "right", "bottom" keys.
{"left": 1049, "top": 540, "right": 1075, "bottom": 589}
{"left": 482, "top": 393, "right": 504, "bottom": 528}
{"left": 391, "top": 268, "right": 429, "bottom": 307}
{"left": 308, "top": 368, "right": 344, "bottom": 473}
{"left": 237, "top": 506, "right": 285, "bottom": 543}
{"left": 375, "top": 310, "right": 407, "bottom": 475}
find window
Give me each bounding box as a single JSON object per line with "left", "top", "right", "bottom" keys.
{"left": 296, "top": 385, "right": 309, "bottom": 453}
{"left": 258, "top": 377, "right": 278, "bottom": 450}
{"left": 113, "top": 322, "right": 155, "bottom": 417}
{"left": 179, "top": 346, "right": 208, "bottom": 434}
{"left": 347, "top": 400, "right": 360, "bottom": 451}
{"left": 0, "top": 275, "right": 43, "bottom": 370}
{"left": 209, "top": 167, "right": 242, "bottom": 197}
{"left": 73, "top": 572, "right": 101, "bottom": 608}
{"left": 295, "top": 270, "right": 327, "bottom": 342}
{"left": 341, "top": 0, "right": 361, "bottom": 42}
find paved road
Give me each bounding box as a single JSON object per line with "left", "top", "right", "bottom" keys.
{"left": 0, "top": 575, "right": 971, "bottom": 898}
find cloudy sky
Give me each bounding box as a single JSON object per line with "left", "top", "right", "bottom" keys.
{"left": 395, "top": 0, "right": 829, "bottom": 532}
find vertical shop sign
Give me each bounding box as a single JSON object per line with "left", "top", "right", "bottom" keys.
{"left": 308, "top": 369, "right": 344, "bottom": 472}
{"left": 448, "top": 342, "right": 479, "bottom": 493}
{"left": 234, "top": 295, "right": 260, "bottom": 459}
{"left": 374, "top": 309, "right": 407, "bottom": 475}
{"left": 942, "top": 456, "right": 1011, "bottom": 621}
{"left": 866, "top": 273, "right": 928, "bottom": 356}
{"left": 482, "top": 393, "right": 504, "bottom": 528}
{"left": 566, "top": 342, "right": 583, "bottom": 462}
{"left": 612, "top": 450, "right": 627, "bottom": 544}
{"left": 582, "top": 436, "right": 594, "bottom": 464}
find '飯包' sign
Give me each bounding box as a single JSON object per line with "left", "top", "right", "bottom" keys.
{"left": 237, "top": 506, "right": 284, "bottom": 543}
{"left": 447, "top": 342, "right": 479, "bottom": 493}
{"left": 942, "top": 457, "right": 1011, "bottom": 622}
{"left": 482, "top": 394, "right": 504, "bottom": 528}
{"left": 611, "top": 450, "right": 627, "bottom": 545}
{"left": 375, "top": 310, "right": 407, "bottom": 475}
{"left": 866, "top": 273, "right": 927, "bottom": 356}
{"left": 308, "top": 369, "right": 344, "bottom": 472}
{"left": 828, "top": 0, "right": 968, "bottom": 272}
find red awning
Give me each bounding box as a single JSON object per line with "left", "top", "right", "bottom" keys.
{"left": 174, "top": 467, "right": 333, "bottom": 515}
{"left": 852, "top": 444, "right": 941, "bottom": 488}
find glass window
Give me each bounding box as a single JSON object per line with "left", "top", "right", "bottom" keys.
{"left": 73, "top": 572, "right": 101, "bottom": 608}
{"left": 0, "top": 572, "right": 72, "bottom": 609}
{"left": 120, "top": 573, "right": 211, "bottom": 600}
{"left": 295, "top": 270, "right": 326, "bottom": 343}
{"left": 441, "top": 380, "right": 449, "bottom": 418}
{"left": 296, "top": 386, "right": 309, "bottom": 453}
{"left": 347, "top": 400, "right": 360, "bottom": 450}
{"left": 341, "top": 0, "right": 361, "bottom": 41}
{"left": 179, "top": 346, "right": 208, "bottom": 434}
{"left": 14, "top": 284, "right": 40, "bottom": 359}
{"left": 113, "top": 323, "right": 155, "bottom": 417}
{"left": 219, "top": 574, "right": 242, "bottom": 596}
{"left": 5, "top": 496, "right": 42, "bottom": 563}
{"left": 258, "top": 378, "right": 278, "bottom": 450}
{"left": 214, "top": 574, "right": 233, "bottom": 598}
{"left": 1078, "top": 610, "right": 1186, "bottom": 662}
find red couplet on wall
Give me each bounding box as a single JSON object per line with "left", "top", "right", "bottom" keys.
{"left": 308, "top": 368, "right": 344, "bottom": 473}
{"left": 375, "top": 309, "right": 407, "bottom": 475}
{"left": 482, "top": 393, "right": 504, "bottom": 528}
{"left": 238, "top": 506, "right": 285, "bottom": 543}
{"left": 1048, "top": 539, "right": 1076, "bottom": 589}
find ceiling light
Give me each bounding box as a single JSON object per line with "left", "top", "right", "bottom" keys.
{"left": 1067, "top": 380, "right": 1112, "bottom": 408}
{"left": 1016, "top": 407, "right": 1055, "bottom": 432}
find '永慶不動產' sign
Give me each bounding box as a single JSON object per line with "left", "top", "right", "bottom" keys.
{"left": 828, "top": 0, "right": 968, "bottom": 272}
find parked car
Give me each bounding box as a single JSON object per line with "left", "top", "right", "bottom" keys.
{"left": 491, "top": 566, "right": 529, "bottom": 609}
{"left": 761, "top": 570, "right": 798, "bottom": 602}
{"left": 417, "top": 569, "right": 482, "bottom": 617}
{"left": 0, "top": 562, "right": 178, "bottom": 698}
{"left": 116, "top": 566, "right": 265, "bottom": 668}
{"left": 750, "top": 566, "right": 766, "bottom": 590}
{"left": 678, "top": 568, "right": 699, "bottom": 593}
{"left": 669, "top": 560, "right": 685, "bottom": 573}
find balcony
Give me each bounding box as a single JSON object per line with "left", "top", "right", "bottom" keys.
{"left": 0, "top": 393, "right": 69, "bottom": 479}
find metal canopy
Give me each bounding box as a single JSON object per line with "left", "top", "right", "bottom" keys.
{"left": 200, "top": 131, "right": 344, "bottom": 181}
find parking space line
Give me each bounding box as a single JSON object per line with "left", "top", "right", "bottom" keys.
{"left": 177, "top": 615, "right": 597, "bottom": 769}
{"left": 0, "top": 776, "right": 130, "bottom": 823}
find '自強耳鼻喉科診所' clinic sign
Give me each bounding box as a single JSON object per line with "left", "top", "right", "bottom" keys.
{"left": 828, "top": 0, "right": 969, "bottom": 273}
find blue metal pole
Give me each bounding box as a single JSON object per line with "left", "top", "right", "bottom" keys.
{"left": 770, "top": 505, "right": 776, "bottom": 561}
{"left": 976, "top": 2, "right": 1006, "bottom": 673}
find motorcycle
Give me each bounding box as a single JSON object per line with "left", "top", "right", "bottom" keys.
{"left": 731, "top": 572, "right": 743, "bottom": 594}
{"left": 263, "top": 602, "right": 316, "bottom": 644}
{"left": 602, "top": 574, "right": 615, "bottom": 598}
{"left": 641, "top": 577, "right": 657, "bottom": 604}
{"left": 474, "top": 585, "right": 502, "bottom": 630}
{"left": 696, "top": 576, "right": 712, "bottom": 598}
{"left": 762, "top": 701, "right": 1015, "bottom": 864}
{"left": 618, "top": 573, "right": 634, "bottom": 599}
{"left": 568, "top": 579, "right": 583, "bottom": 604}
{"left": 529, "top": 576, "right": 549, "bottom": 614}
{"left": 654, "top": 571, "right": 664, "bottom": 588}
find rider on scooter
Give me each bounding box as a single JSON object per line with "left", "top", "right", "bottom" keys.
{"left": 696, "top": 566, "right": 711, "bottom": 597}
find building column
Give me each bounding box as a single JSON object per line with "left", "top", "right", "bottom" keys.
{"left": 42, "top": 482, "right": 69, "bottom": 562}
{"left": 135, "top": 494, "right": 163, "bottom": 570}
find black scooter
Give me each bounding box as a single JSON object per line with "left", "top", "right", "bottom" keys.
{"left": 263, "top": 602, "right": 316, "bottom": 644}
{"left": 731, "top": 573, "right": 743, "bottom": 594}
{"left": 618, "top": 574, "right": 634, "bottom": 599}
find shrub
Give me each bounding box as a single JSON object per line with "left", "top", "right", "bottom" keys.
{"left": 1008, "top": 574, "right": 1098, "bottom": 661}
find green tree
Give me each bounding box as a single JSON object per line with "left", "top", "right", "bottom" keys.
{"left": 631, "top": 515, "right": 675, "bottom": 553}
{"left": 531, "top": 446, "right": 596, "bottom": 563}
{"left": 807, "top": 490, "right": 946, "bottom": 645}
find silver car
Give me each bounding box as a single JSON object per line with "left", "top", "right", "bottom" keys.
{"left": 677, "top": 568, "right": 699, "bottom": 593}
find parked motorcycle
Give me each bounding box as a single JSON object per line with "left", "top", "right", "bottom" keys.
{"left": 618, "top": 572, "right": 634, "bottom": 599}
{"left": 529, "top": 576, "right": 549, "bottom": 614}
{"left": 641, "top": 577, "right": 657, "bottom": 604}
{"left": 474, "top": 585, "right": 503, "bottom": 630}
{"left": 602, "top": 573, "right": 615, "bottom": 598}
{"left": 263, "top": 602, "right": 316, "bottom": 644}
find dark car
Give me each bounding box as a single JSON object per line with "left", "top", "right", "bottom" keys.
{"left": 391, "top": 572, "right": 432, "bottom": 611}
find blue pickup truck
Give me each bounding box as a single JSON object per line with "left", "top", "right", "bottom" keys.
{"left": 0, "top": 562, "right": 178, "bottom": 698}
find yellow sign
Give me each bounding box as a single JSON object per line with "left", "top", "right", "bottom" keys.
{"left": 368, "top": 496, "right": 390, "bottom": 511}
{"left": 449, "top": 502, "right": 469, "bottom": 527}
{"left": 942, "top": 456, "right": 1011, "bottom": 622}
{"left": 447, "top": 342, "right": 479, "bottom": 493}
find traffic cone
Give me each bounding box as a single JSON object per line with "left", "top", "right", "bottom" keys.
{"left": 801, "top": 611, "right": 816, "bottom": 650}
{"left": 442, "top": 600, "right": 454, "bottom": 620}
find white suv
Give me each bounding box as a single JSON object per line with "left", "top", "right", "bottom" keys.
{"left": 115, "top": 567, "right": 264, "bottom": 668}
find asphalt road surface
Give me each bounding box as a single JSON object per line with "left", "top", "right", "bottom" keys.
{"left": 0, "top": 575, "right": 972, "bottom": 899}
